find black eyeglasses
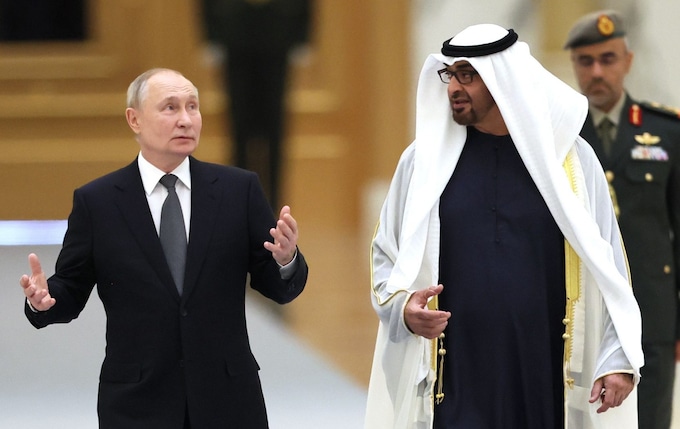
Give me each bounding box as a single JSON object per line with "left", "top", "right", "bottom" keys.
{"left": 437, "top": 68, "right": 479, "bottom": 85}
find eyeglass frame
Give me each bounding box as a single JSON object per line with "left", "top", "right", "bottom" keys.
{"left": 437, "top": 68, "right": 479, "bottom": 85}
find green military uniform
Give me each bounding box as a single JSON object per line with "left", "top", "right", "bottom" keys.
{"left": 580, "top": 96, "right": 680, "bottom": 429}
{"left": 566, "top": 10, "right": 680, "bottom": 428}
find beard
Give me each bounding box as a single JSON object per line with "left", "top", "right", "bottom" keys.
{"left": 452, "top": 109, "right": 477, "bottom": 126}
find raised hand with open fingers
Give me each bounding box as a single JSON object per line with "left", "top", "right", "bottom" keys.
{"left": 263, "top": 205, "right": 298, "bottom": 266}
{"left": 19, "top": 253, "right": 55, "bottom": 312}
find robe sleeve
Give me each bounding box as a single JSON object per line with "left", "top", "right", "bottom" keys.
{"left": 576, "top": 138, "right": 638, "bottom": 382}
{"left": 371, "top": 144, "right": 421, "bottom": 343}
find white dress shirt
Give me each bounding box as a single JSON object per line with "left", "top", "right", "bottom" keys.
{"left": 137, "top": 153, "right": 191, "bottom": 240}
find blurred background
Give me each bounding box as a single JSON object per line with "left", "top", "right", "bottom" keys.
{"left": 1, "top": 0, "right": 679, "bottom": 427}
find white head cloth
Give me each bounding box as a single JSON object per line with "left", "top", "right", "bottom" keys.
{"left": 392, "top": 24, "right": 643, "bottom": 371}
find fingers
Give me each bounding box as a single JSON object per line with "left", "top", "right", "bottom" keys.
{"left": 25, "top": 287, "right": 56, "bottom": 311}
{"left": 276, "top": 205, "right": 298, "bottom": 237}
{"left": 590, "top": 374, "right": 634, "bottom": 413}
{"left": 405, "top": 307, "right": 450, "bottom": 339}
{"left": 409, "top": 285, "right": 445, "bottom": 309}
{"left": 422, "top": 284, "right": 444, "bottom": 301}
{"left": 279, "top": 205, "right": 291, "bottom": 220}
{"left": 405, "top": 285, "right": 451, "bottom": 339}
{"left": 264, "top": 205, "right": 298, "bottom": 265}
{"left": 601, "top": 392, "right": 623, "bottom": 413}
{"left": 589, "top": 378, "right": 604, "bottom": 404}
{"left": 19, "top": 253, "right": 56, "bottom": 311}
{"left": 270, "top": 206, "right": 298, "bottom": 242}
{"left": 21, "top": 275, "right": 56, "bottom": 311}
{"left": 19, "top": 274, "right": 31, "bottom": 290}
{"left": 589, "top": 379, "right": 614, "bottom": 414}
{"left": 28, "top": 253, "right": 43, "bottom": 276}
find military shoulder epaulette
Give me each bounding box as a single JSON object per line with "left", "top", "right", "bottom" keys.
{"left": 639, "top": 101, "right": 680, "bottom": 120}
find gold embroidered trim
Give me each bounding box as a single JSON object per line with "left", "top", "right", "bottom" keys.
{"left": 427, "top": 296, "right": 446, "bottom": 404}
{"left": 562, "top": 152, "right": 581, "bottom": 389}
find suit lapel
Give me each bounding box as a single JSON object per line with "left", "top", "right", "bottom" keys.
{"left": 182, "top": 158, "right": 221, "bottom": 301}
{"left": 114, "top": 160, "right": 181, "bottom": 301}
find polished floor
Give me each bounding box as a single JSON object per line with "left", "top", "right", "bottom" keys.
{"left": 3, "top": 220, "right": 680, "bottom": 428}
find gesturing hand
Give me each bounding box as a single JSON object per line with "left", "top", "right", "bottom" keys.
{"left": 264, "top": 205, "right": 298, "bottom": 266}
{"left": 19, "top": 253, "right": 56, "bottom": 312}
{"left": 404, "top": 284, "right": 451, "bottom": 339}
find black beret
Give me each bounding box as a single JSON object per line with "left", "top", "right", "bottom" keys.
{"left": 564, "top": 10, "right": 626, "bottom": 49}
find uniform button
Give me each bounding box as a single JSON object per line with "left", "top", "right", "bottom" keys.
{"left": 605, "top": 171, "right": 614, "bottom": 182}
{"left": 664, "top": 265, "right": 672, "bottom": 274}
{"left": 562, "top": 333, "right": 570, "bottom": 340}
{"left": 180, "top": 309, "right": 188, "bottom": 317}
{"left": 645, "top": 173, "right": 654, "bottom": 182}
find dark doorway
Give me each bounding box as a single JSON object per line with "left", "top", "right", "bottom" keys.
{"left": 0, "top": 0, "right": 87, "bottom": 42}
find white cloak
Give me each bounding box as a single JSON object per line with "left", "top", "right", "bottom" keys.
{"left": 365, "top": 24, "right": 643, "bottom": 429}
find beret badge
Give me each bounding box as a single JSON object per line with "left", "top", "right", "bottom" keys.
{"left": 597, "top": 15, "right": 615, "bottom": 37}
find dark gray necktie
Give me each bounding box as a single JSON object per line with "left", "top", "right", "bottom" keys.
{"left": 159, "top": 174, "right": 186, "bottom": 294}
{"left": 598, "top": 117, "right": 615, "bottom": 156}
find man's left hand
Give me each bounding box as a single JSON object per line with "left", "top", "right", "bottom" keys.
{"left": 264, "top": 205, "right": 298, "bottom": 266}
{"left": 588, "top": 372, "right": 634, "bottom": 413}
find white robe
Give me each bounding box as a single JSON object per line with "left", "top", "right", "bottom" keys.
{"left": 364, "top": 24, "right": 643, "bottom": 429}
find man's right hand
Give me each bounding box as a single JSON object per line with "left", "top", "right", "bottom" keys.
{"left": 404, "top": 284, "right": 451, "bottom": 339}
{"left": 19, "top": 253, "right": 55, "bottom": 312}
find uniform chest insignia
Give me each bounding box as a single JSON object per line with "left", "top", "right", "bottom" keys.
{"left": 629, "top": 104, "right": 642, "bottom": 126}
{"left": 631, "top": 145, "right": 668, "bottom": 161}
{"left": 634, "top": 132, "right": 661, "bottom": 145}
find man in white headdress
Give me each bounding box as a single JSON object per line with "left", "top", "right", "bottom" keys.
{"left": 364, "top": 24, "right": 643, "bottom": 429}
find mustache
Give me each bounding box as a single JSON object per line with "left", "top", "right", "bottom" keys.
{"left": 451, "top": 90, "right": 468, "bottom": 101}
{"left": 586, "top": 78, "right": 612, "bottom": 92}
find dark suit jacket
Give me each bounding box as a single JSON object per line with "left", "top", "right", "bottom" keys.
{"left": 581, "top": 94, "right": 680, "bottom": 344}
{"left": 25, "top": 157, "right": 308, "bottom": 429}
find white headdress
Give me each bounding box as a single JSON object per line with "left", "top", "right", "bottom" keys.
{"left": 393, "top": 24, "right": 643, "bottom": 371}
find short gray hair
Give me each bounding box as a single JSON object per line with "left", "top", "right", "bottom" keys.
{"left": 126, "top": 68, "right": 198, "bottom": 108}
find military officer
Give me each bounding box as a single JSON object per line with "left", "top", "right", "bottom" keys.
{"left": 565, "top": 10, "right": 680, "bottom": 429}
{"left": 199, "top": 0, "right": 312, "bottom": 211}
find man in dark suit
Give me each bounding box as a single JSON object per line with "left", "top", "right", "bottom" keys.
{"left": 565, "top": 10, "right": 680, "bottom": 429}
{"left": 19, "top": 68, "right": 308, "bottom": 429}
{"left": 200, "top": 0, "right": 312, "bottom": 210}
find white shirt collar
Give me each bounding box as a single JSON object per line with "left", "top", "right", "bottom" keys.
{"left": 137, "top": 153, "right": 192, "bottom": 195}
